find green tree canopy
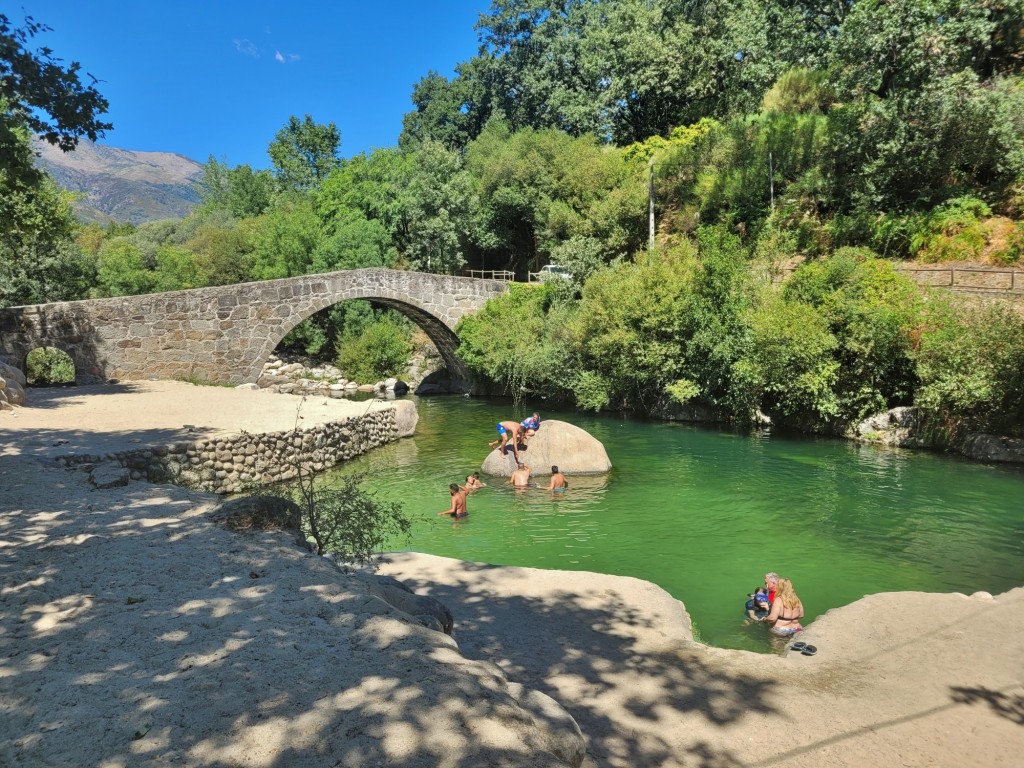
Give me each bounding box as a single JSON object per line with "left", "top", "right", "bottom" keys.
{"left": 268, "top": 114, "right": 341, "bottom": 193}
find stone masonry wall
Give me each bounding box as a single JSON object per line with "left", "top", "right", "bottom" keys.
{"left": 0, "top": 269, "right": 507, "bottom": 386}
{"left": 56, "top": 407, "right": 403, "bottom": 495}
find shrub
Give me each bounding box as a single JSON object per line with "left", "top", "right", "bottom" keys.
{"left": 287, "top": 472, "right": 411, "bottom": 563}
{"left": 456, "top": 282, "right": 568, "bottom": 402}
{"left": 335, "top": 314, "right": 412, "bottom": 383}
{"left": 910, "top": 196, "right": 992, "bottom": 263}
{"left": 913, "top": 298, "right": 1024, "bottom": 436}
{"left": 25, "top": 347, "right": 75, "bottom": 385}
{"left": 738, "top": 295, "right": 840, "bottom": 427}
{"left": 779, "top": 251, "right": 923, "bottom": 426}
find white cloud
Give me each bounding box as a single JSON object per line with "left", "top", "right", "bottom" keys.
{"left": 274, "top": 50, "right": 285, "bottom": 63}
{"left": 274, "top": 50, "right": 301, "bottom": 64}
{"left": 233, "top": 38, "right": 259, "bottom": 57}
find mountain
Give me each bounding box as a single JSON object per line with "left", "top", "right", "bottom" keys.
{"left": 32, "top": 138, "right": 205, "bottom": 225}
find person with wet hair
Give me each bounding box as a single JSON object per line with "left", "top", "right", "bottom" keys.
{"left": 548, "top": 465, "right": 568, "bottom": 491}
{"left": 438, "top": 483, "right": 467, "bottom": 518}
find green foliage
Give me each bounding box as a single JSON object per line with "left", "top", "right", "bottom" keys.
{"left": 762, "top": 68, "right": 833, "bottom": 115}
{"left": 282, "top": 471, "right": 411, "bottom": 562}
{"left": 317, "top": 148, "right": 414, "bottom": 242}
{"left": 335, "top": 314, "right": 413, "bottom": 383}
{"left": 197, "top": 157, "right": 274, "bottom": 218}
{"left": 910, "top": 197, "right": 992, "bottom": 263}
{"left": 466, "top": 124, "right": 631, "bottom": 273}
{"left": 666, "top": 378, "right": 701, "bottom": 405}
{"left": 773, "top": 251, "right": 924, "bottom": 426}
{"left": 739, "top": 294, "right": 840, "bottom": 426}
{"left": 402, "top": 140, "right": 472, "bottom": 273}
{"left": 268, "top": 114, "right": 341, "bottom": 193}
{"left": 24, "top": 346, "right": 74, "bottom": 385}
{"left": 456, "top": 282, "right": 567, "bottom": 401}
{"left": 568, "top": 245, "right": 697, "bottom": 410}
{"left": 0, "top": 13, "right": 111, "bottom": 186}
{"left": 913, "top": 298, "right": 1024, "bottom": 435}
{"left": 153, "top": 244, "right": 211, "bottom": 291}
{"left": 312, "top": 211, "right": 397, "bottom": 272}
{"left": 246, "top": 195, "right": 323, "bottom": 280}
{"left": 95, "top": 239, "right": 157, "bottom": 296}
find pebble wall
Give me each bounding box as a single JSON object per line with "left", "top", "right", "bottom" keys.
{"left": 57, "top": 408, "right": 402, "bottom": 494}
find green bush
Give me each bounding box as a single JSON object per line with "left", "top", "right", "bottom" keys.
{"left": 777, "top": 251, "right": 923, "bottom": 426}
{"left": 913, "top": 298, "right": 1024, "bottom": 436}
{"left": 335, "top": 314, "right": 412, "bottom": 383}
{"left": 25, "top": 347, "right": 75, "bottom": 385}
{"left": 738, "top": 295, "right": 840, "bottom": 427}
{"left": 456, "top": 282, "right": 568, "bottom": 402}
{"left": 286, "top": 472, "right": 411, "bottom": 562}
{"left": 910, "top": 197, "right": 992, "bottom": 263}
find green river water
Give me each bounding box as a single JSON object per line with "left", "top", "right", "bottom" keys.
{"left": 324, "top": 395, "right": 1024, "bottom": 653}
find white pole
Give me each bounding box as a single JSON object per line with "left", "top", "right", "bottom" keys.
{"left": 648, "top": 159, "right": 655, "bottom": 250}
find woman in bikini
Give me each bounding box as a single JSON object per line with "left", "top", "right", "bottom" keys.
{"left": 763, "top": 577, "right": 804, "bottom": 636}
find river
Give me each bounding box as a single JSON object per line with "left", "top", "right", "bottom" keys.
{"left": 323, "top": 395, "right": 1024, "bottom": 652}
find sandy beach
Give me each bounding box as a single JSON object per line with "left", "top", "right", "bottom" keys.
{"left": 2, "top": 382, "right": 1023, "bottom": 767}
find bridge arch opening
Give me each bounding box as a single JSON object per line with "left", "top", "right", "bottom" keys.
{"left": 260, "top": 296, "right": 468, "bottom": 390}
{"left": 24, "top": 346, "right": 76, "bottom": 387}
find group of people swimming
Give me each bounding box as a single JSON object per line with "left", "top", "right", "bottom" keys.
{"left": 744, "top": 571, "right": 805, "bottom": 636}
{"left": 438, "top": 413, "right": 569, "bottom": 519}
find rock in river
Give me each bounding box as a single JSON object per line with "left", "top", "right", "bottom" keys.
{"left": 481, "top": 419, "right": 612, "bottom": 477}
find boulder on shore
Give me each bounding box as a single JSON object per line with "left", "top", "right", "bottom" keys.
{"left": 481, "top": 419, "right": 611, "bottom": 477}
{"left": 0, "top": 359, "right": 27, "bottom": 409}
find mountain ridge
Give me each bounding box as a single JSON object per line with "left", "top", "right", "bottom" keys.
{"left": 33, "top": 138, "right": 205, "bottom": 225}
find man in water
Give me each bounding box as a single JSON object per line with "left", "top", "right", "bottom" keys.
{"left": 438, "top": 483, "right": 468, "bottom": 518}
{"left": 548, "top": 465, "right": 568, "bottom": 491}
{"left": 489, "top": 420, "right": 525, "bottom": 460}
{"left": 510, "top": 462, "right": 532, "bottom": 488}
{"left": 764, "top": 572, "right": 779, "bottom": 606}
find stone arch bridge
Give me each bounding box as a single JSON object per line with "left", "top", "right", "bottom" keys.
{"left": 0, "top": 269, "right": 508, "bottom": 385}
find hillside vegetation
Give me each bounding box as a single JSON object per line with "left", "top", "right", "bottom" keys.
{"left": 3, "top": 0, "right": 1023, "bottom": 440}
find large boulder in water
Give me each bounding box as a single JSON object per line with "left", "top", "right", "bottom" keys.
{"left": 481, "top": 419, "right": 611, "bottom": 477}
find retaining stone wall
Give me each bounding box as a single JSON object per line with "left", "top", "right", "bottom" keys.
{"left": 57, "top": 408, "right": 401, "bottom": 494}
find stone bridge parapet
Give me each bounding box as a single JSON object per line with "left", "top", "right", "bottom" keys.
{"left": 0, "top": 269, "right": 508, "bottom": 385}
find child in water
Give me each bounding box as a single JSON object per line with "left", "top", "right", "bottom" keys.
{"left": 745, "top": 587, "right": 771, "bottom": 621}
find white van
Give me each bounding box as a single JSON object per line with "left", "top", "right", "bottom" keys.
{"left": 537, "top": 264, "right": 571, "bottom": 280}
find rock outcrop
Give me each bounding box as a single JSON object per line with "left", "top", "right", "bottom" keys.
{"left": 481, "top": 419, "right": 612, "bottom": 477}
{"left": 959, "top": 432, "right": 1024, "bottom": 463}
{"left": 0, "top": 358, "right": 27, "bottom": 410}
{"left": 851, "top": 406, "right": 931, "bottom": 448}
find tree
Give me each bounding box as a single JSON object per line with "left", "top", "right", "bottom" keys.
{"left": 197, "top": 156, "right": 274, "bottom": 218}
{"left": 0, "top": 13, "right": 109, "bottom": 306}
{"left": 0, "top": 12, "right": 111, "bottom": 185}
{"left": 403, "top": 140, "right": 473, "bottom": 273}
{"left": 246, "top": 194, "right": 323, "bottom": 280}
{"left": 268, "top": 114, "right": 341, "bottom": 193}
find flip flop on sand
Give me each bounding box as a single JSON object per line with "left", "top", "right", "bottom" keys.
{"left": 789, "top": 641, "right": 807, "bottom": 652}
{"left": 801, "top": 645, "right": 817, "bottom": 656}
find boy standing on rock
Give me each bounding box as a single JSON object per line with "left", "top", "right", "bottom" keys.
{"left": 489, "top": 420, "right": 525, "bottom": 461}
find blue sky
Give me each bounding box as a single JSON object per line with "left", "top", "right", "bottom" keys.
{"left": 17, "top": 1, "right": 489, "bottom": 168}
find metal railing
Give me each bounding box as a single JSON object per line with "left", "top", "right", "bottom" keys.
{"left": 461, "top": 269, "right": 515, "bottom": 281}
